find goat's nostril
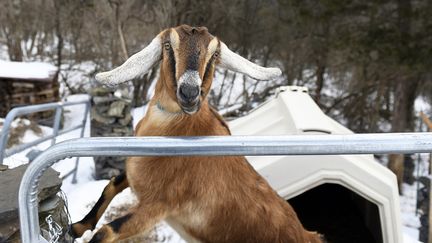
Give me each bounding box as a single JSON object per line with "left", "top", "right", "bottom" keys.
{"left": 179, "top": 85, "right": 199, "bottom": 101}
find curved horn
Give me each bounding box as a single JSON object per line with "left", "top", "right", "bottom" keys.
{"left": 95, "top": 35, "right": 162, "bottom": 86}
{"left": 219, "top": 42, "right": 281, "bottom": 80}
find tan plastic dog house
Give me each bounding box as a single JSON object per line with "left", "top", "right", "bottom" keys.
{"left": 229, "top": 86, "right": 402, "bottom": 243}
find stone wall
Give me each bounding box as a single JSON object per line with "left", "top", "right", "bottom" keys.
{"left": 90, "top": 87, "right": 133, "bottom": 180}
{"left": 0, "top": 165, "right": 70, "bottom": 242}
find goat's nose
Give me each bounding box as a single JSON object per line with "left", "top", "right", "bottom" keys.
{"left": 179, "top": 84, "right": 199, "bottom": 102}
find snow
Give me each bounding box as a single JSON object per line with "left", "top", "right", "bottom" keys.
{"left": 0, "top": 60, "right": 57, "bottom": 80}
{"left": 415, "top": 96, "right": 431, "bottom": 115}
{"left": 0, "top": 45, "right": 8, "bottom": 60}
{"left": 131, "top": 104, "right": 149, "bottom": 128}
{"left": 400, "top": 183, "right": 421, "bottom": 239}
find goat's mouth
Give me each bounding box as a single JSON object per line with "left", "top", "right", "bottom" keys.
{"left": 177, "top": 81, "right": 201, "bottom": 115}
{"left": 179, "top": 99, "right": 201, "bottom": 115}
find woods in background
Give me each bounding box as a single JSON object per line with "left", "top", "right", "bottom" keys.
{"left": 1, "top": 0, "right": 431, "bottom": 190}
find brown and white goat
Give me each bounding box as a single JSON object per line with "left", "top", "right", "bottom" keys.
{"left": 71, "top": 25, "right": 322, "bottom": 243}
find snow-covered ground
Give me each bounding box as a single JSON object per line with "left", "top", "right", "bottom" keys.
{"left": 401, "top": 183, "right": 422, "bottom": 242}
{"left": 2, "top": 93, "right": 429, "bottom": 242}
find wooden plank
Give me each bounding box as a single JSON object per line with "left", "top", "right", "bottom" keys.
{"left": 12, "top": 82, "right": 35, "bottom": 89}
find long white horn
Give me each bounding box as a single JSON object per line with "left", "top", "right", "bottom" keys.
{"left": 95, "top": 36, "right": 162, "bottom": 86}
{"left": 219, "top": 42, "right": 281, "bottom": 80}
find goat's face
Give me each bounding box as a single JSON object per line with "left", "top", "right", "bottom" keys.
{"left": 95, "top": 25, "right": 282, "bottom": 115}
{"left": 160, "top": 25, "right": 217, "bottom": 114}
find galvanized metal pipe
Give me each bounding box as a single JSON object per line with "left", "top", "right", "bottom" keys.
{"left": 71, "top": 101, "right": 90, "bottom": 184}
{"left": 4, "top": 124, "right": 84, "bottom": 157}
{"left": 51, "top": 107, "right": 63, "bottom": 146}
{"left": 19, "top": 133, "right": 432, "bottom": 242}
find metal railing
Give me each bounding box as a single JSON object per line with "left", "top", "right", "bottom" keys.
{"left": 0, "top": 99, "right": 90, "bottom": 182}
{"left": 18, "top": 133, "right": 432, "bottom": 243}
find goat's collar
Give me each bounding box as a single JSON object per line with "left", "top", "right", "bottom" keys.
{"left": 156, "top": 101, "right": 183, "bottom": 115}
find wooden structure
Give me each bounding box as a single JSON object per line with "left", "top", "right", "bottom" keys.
{"left": 0, "top": 60, "right": 59, "bottom": 120}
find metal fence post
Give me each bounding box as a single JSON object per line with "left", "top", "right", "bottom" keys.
{"left": 71, "top": 100, "right": 90, "bottom": 184}
{"left": 0, "top": 109, "right": 19, "bottom": 163}
{"left": 51, "top": 106, "right": 63, "bottom": 146}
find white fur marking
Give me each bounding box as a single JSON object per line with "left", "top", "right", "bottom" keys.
{"left": 170, "top": 29, "right": 181, "bottom": 79}
{"left": 205, "top": 38, "right": 219, "bottom": 65}
{"left": 178, "top": 70, "right": 202, "bottom": 87}
{"left": 165, "top": 217, "right": 203, "bottom": 243}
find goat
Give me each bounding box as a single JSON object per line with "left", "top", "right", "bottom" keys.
{"left": 71, "top": 25, "right": 322, "bottom": 243}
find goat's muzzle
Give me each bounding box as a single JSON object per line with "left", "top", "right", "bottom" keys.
{"left": 177, "top": 71, "right": 201, "bottom": 114}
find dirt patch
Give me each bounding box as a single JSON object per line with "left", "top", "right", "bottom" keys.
{"left": 6, "top": 118, "right": 43, "bottom": 148}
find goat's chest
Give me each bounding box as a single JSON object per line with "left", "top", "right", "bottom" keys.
{"left": 125, "top": 156, "right": 218, "bottom": 203}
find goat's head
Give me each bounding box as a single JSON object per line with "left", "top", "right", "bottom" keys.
{"left": 96, "top": 25, "right": 281, "bottom": 114}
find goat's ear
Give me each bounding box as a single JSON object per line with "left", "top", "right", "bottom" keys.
{"left": 219, "top": 42, "right": 281, "bottom": 80}
{"left": 95, "top": 35, "right": 162, "bottom": 86}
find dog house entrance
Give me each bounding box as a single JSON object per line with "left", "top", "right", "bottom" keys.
{"left": 287, "top": 183, "right": 383, "bottom": 243}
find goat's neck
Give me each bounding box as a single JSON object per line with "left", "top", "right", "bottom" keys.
{"left": 138, "top": 93, "right": 227, "bottom": 137}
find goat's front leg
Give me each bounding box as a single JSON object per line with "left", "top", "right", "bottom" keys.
{"left": 88, "top": 203, "right": 169, "bottom": 243}
{"left": 71, "top": 173, "right": 129, "bottom": 238}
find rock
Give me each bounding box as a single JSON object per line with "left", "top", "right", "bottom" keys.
{"left": 26, "top": 149, "right": 43, "bottom": 161}
{"left": 107, "top": 100, "right": 127, "bottom": 118}
{"left": 0, "top": 164, "right": 63, "bottom": 242}
{"left": 119, "top": 113, "right": 132, "bottom": 126}
{"left": 39, "top": 195, "right": 72, "bottom": 243}
{"left": 91, "top": 107, "right": 116, "bottom": 124}
{"left": 2, "top": 195, "right": 70, "bottom": 243}
{"left": 90, "top": 87, "right": 112, "bottom": 96}
{"left": 0, "top": 218, "right": 19, "bottom": 242}
{"left": 0, "top": 165, "right": 8, "bottom": 171}
{"left": 93, "top": 96, "right": 119, "bottom": 105}
{"left": 95, "top": 104, "right": 110, "bottom": 114}
{"left": 0, "top": 165, "right": 62, "bottom": 225}
{"left": 113, "top": 127, "right": 133, "bottom": 135}
{"left": 91, "top": 93, "right": 132, "bottom": 180}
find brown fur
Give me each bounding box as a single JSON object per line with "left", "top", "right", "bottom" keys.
{"left": 79, "top": 25, "right": 322, "bottom": 243}
{"left": 70, "top": 173, "right": 128, "bottom": 238}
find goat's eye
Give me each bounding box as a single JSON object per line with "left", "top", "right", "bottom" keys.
{"left": 213, "top": 51, "right": 219, "bottom": 58}
{"left": 164, "top": 42, "right": 171, "bottom": 50}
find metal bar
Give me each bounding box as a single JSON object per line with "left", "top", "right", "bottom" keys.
{"left": 0, "top": 99, "right": 89, "bottom": 163}
{"left": 4, "top": 124, "right": 84, "bottom": 158}
{"left": 51, "top": 107, "right": 62, "bottom": 146}
{"left": 19, "top": 132, "right": 432, "bottom": 242}
{"left": 71, "top": 100, "right": 90, "bottom": 184}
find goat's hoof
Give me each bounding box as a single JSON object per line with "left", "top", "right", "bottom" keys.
{"left": 67, "top": 224, "right": 79, "bottom": 239}
{"left": 68, "top": 221, "right": 92, "bottom": 239}
{"left": 88, "top": 227, "right": 116, "bottom": 243}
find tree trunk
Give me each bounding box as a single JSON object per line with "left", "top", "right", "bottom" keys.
{"left": 388, "top": 0, "right": 417, "bottom": 192}
{"left": 314, "top": 63, "right": 325, "bottom": 106}
{"left": 389, "top": 76, "right": 420, "bottom": 191}
{"left": 54, "top": 0, "right": 63, "bottom": 69}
